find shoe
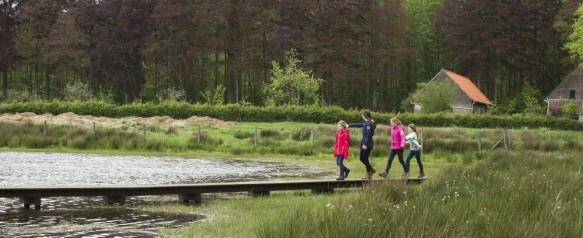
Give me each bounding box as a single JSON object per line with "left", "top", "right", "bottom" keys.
{"left": 361, "top": 172, "right": 372, "bottom": 179}
{"left": 379, "top": 172, "right": 387, "bottom": 178}
{"left": 417, "top": 172, "right": 425, "bottom": 178}
{"left": 336, "top": 176, "right": 345, "bottom": 180}
{"left": 344, "top": 168, "right": 351, "bottom": 178}
{"left": 402, "top": 172, "right": 409, "bottom": 178}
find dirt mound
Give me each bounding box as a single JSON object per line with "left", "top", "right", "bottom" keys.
{"left": 0, "top": 112, "right": 237, "bottom": 128}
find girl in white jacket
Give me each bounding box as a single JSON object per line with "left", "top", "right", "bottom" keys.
{"left": 405, "top": 124, "right": 425, "bottom": 178}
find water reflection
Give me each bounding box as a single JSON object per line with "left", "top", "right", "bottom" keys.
{"left": 0, "top": 152, "right": 312, "bottom": 237}
{"left": 0, "top": 152, "right": 303, "bottom": 186}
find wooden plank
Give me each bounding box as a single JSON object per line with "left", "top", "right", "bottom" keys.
{"left": 0, "top": 178, "right": 426, "bottom": 198}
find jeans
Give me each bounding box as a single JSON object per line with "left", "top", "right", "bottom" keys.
{"left": 385, "top": 149, "right": 406, "bottom": 173}
{"left": 406, "top": 150, "right": 423, "bottom": 173}
{"left": 336, "top": 155, "right": 348, "bottom": 177}
{"left": 359, "top": 148, "right": 373, "bottom": 172}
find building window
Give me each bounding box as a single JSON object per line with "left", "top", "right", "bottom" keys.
{"left": 570, "top": 90, "right": 576, "bottom": 99}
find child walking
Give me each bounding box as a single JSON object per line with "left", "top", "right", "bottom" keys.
{"left": 379, "top": 117, "right": 408, "bottom": 178}
{"left": 405, "top": 124, "right": 425, "bottom": 178}
{"left": 347, "top": 111, "right": 376, "bottom": 179}
{"left": 334, "top": 120, "right": 350, "bottom": 180}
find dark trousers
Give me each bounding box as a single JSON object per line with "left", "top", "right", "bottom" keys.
{"left": 359, "top": 148, "right": 373, "bottom": 172}
{"left": 385, "top": 149, "right": 406, "bottom": 173}
{"left": 405, "top": 150, "right": 423, "bottom": 173}
{"left": 336, "top": 155, "right": 348, "bottom": 177}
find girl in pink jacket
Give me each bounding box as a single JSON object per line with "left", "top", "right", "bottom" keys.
{"left": 379, "top": 117, "right": 408, "bottom": 178}
{"left": 334, "top": 120, "right": 350, "bottom": 180}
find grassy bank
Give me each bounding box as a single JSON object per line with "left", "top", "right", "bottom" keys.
{"left": 137, "top": 150, "right": 581, "bottom": 237}
{"left": 257, "top": 150, "right": 583, "bottom": 237}
{"left": 3, "top": 120, "right": 583, "bottom": 158}
{"left": 2, "top": 120, "right": 583, "bottom": 237}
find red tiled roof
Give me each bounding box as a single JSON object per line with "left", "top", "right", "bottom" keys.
{"left": 444, "top": 70, "right": 493, "bottom": 105}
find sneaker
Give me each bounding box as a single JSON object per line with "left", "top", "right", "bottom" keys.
{"left": 379, "top": 172, "right": 388, "bottom": 178}
{"left": 417, "top": 172, "right": 425, "bottom": 178}
{"left": 344, "top": 168, "right": 351, "bottom": 178}
{"left": 402, "top": 172, "right": 409, "bottom": 178}
{"left": 336, "top": 176, "right": 345, "bottom": 180}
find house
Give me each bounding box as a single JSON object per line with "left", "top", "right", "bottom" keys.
{"left": 546, "top": 67, "right": 583, "bottom": 121}
{"left": 414, "top": 69, "right": 493, "bottom": 114}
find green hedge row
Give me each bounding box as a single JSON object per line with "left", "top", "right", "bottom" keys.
{"left": 1, "top": 100, "right": 581, "bottom": 130}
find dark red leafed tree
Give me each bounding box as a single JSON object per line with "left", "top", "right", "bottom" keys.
{"left": 433, "top": 0, "right": 563, "bottom": 102}
{"left": 15, "top": 0, "right": 74, "bottom": 100}
{"left": 45, "top": 5, "right": 90, "bottom": 98}
{"left": 146, "top": 0, "right": 220, "bottom": 102}
{"left": 78, "top": 0, "right": 155, "bottom": 103}
{"left": 270, "top": 0, "right": 409, "bottom": 110}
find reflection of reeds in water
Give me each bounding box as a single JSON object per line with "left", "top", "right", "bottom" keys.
{"left": 0, "top": 199, "right": 204, "bottom": 237}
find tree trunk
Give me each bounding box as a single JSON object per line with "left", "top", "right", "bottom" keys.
{"left": 45, "top": 61, "right": 50, "bottom": 100}
{"left": 2, "top": 69, "right": 7, "bottom": 99}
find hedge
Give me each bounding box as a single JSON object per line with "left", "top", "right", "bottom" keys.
{"left": 1, "top": 101, "right": 581, "bottom": 130}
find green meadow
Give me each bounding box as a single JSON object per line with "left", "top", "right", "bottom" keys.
{"left": 1, "top": 120, "right": 582, "bottom": 237}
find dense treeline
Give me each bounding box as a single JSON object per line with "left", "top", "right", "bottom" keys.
{"left": 0, "top": 0, "right": 582, "bottom": 112}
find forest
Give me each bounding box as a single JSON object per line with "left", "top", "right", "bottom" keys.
{"left": 1, "top": 0, "right": 582, "bottom": 112}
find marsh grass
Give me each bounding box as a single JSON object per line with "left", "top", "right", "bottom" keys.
{"left": 257, "top": 150, "right": 583, "bottom": 237}
{"left": 291, "top": 127, "right": 312, "bottom": 141}
{"left": 1, "top": 121, "right": 581, "bottom": 159}
{"left": 234, "top": 130, "right": 253, "bottom": 139}
{"left": 260, "top": 128, "right": 282, "bottom": 138}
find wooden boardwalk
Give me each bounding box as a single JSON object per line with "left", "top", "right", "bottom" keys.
{"left": 0, "top": 178, "right": 426, "bottom": 209}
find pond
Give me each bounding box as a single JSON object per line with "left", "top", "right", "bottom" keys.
{"left": 0, "top": 152, "right": 322, "bottom": 237}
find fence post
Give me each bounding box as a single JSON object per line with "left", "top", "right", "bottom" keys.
{"left": 198, "top": 125, "right": 201, "bottom": 143}
{"left": 477, "top": 133, "right": 482, "bottom": 151}
{"left": 254, "top": 127, "right": 257, "bottom": 146}
{"left": 143, "top": 125, "right": 147, "bottom": 142}
{"left": 503, "top": 129, "right": 510, "bottom": 149}
{"left": 310, "top": 129, "right": 314, "bottom": 147}
{"left": 419, "top": 131, "right": 423, "bottom": 150}
{"left": 44, "top": 121, "right": 48, "bottom": 134}
{"left": 93, "top": 122, "right": 96, "bottom": 135}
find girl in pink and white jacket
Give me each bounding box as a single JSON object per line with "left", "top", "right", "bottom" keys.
{"left": 379, "top": 117, "right": 408, "bottom": 178}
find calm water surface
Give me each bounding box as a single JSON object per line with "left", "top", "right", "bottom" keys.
{"left": 0, "top": 152, "right": 318, "bottom": 237}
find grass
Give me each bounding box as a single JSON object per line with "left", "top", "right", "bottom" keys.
{"left": 169, "top": 150, "right": 578, "bottom": 238}
{"left": 4, "top": 121, "right": 583, "bottom": 158}
{"left": 2, "top": 120, "right": 583, "bottom": 237}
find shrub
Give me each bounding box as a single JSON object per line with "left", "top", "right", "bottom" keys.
{"left": 234, "top": 130, "right": 254, "bottom": 139}
{"left": 260, "top": 128, "right": 281, "bottom": 138}
{"left": 1, "top": 102, "right": 582, "bottom": 130}
{"left": 291, "top": 127, "right": 312, "bottom": 141}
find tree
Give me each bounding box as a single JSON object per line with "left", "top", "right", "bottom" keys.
{"left": 403, "top": 0, "right": 444, "bottom": 92}
{"left": 45, "top": 6, "right": 90, "bottom": 99}
{"left": 77, "top": 0, "right": 155, "bottom": 103}
{"left": 0, "top": 0, "right": 21, "bottom": 99}
{"left": 15, "top": 0, "right": 72, "bottom": 100}
{"left": 411, "top": 80, "right": 456, "bottom": 113}
{"left": 263, "top": 49, "right": 322, "bottom": 106}
{"left": 433, "top": 0, "right": 564, "bottom": 103}
{"left": 566, "top": 4, "right": 583, "bottom": 64}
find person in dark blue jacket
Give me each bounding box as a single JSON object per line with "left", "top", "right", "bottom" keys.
{"left": 348, "top": 110, "right": 376, "bottom": 179}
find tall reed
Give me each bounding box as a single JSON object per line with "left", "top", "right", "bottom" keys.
{"left": 257, "top": 150, "right": 583, "bottom": 237}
